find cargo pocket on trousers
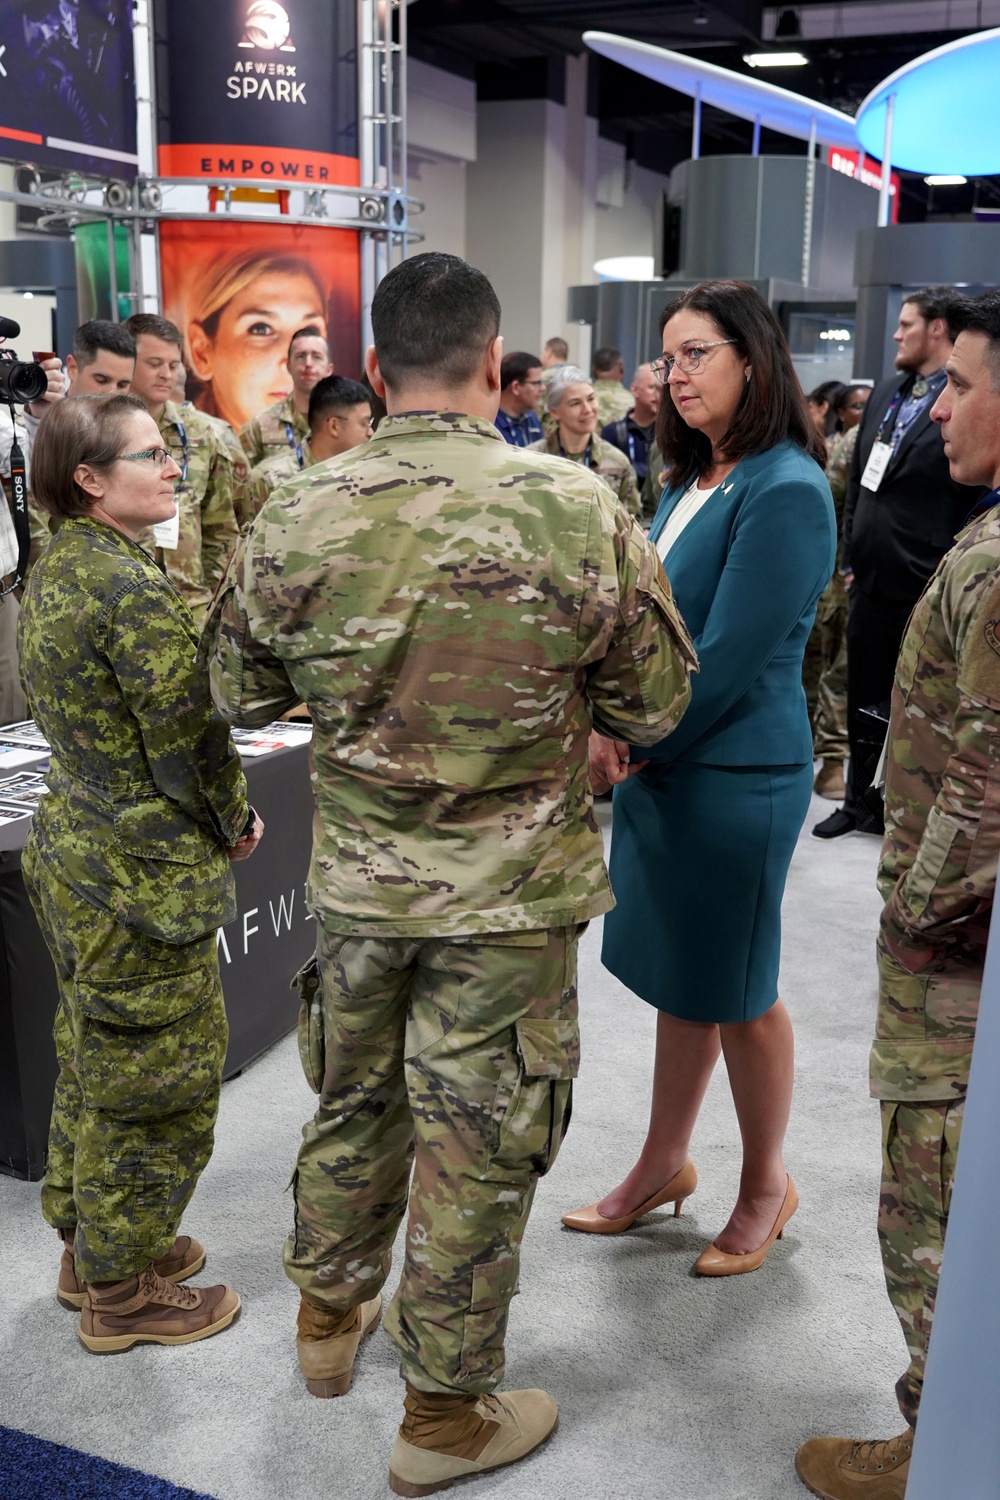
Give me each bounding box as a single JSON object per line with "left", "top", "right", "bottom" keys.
{"left": 76, "top": 968, "right": 221, "bottom": 1120}
{"left": 96, "top": 1147, "right": 176, "bottom": 1248}
{"left": 491, "top": 1018, "right": 578, "bottom": 1179}
{"left": 459, "top": 1255, "right": 521, "bottom": 1386}
{"left": 294, "top": 953, "right": 324, "bottom": 1093}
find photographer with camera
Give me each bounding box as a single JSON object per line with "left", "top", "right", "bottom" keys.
{"left": 1, "top": 316, "right": 54, "bottom": 722}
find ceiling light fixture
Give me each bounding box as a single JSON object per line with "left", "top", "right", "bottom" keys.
{"left": 744, "top": 51, "right": 808, "bottom": 67}
{"left": 924, "top": 173, "right": 968, "bottom": 186}
{"left": 693, "top": 4, "right": 709, "bottom": 24}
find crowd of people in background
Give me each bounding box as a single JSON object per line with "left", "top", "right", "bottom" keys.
{"left": 2, "top": 268, "right": 1000, "bottom": 1500}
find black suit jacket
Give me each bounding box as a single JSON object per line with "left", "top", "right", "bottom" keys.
{"left": 842, "top": 374, "right": 982, "bottom": 605}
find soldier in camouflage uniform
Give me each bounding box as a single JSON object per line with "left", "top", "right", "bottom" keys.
{"left": 124, "top": 314, "right": 241, "bottom": 626}
{"left": 239, "top": 375, "right": 372, "bottom": 529}
{"left": 591, "top": 346, "right": 634, "bottom": 429}
{"left": 795, "top": 296, "right": 1000, "bottom": 1498}
{"left": 803, "top": 420, "right": 858, "bottom": 800}
{"left": 237, "top": 325, "right": 333, "bottom": 469}
{"left": 18, "top": 394, "right": 261, "bottom": 1354}
{"left": 531, "top": 366, "right": 641, "bottom": 518}
{"left": 205, "top": 252, "right": 695, "bottom": 1495}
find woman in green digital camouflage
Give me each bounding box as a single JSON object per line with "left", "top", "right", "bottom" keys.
{"left": 19, "top": 392, "right": 262, "bottom": 1354}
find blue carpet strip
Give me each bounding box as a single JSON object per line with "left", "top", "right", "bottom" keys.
{"left": 0, "top": 1427, "right": 217, "bottom": 1500}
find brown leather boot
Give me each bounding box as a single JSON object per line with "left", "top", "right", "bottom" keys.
{"left": 814, "top": 761, "right": 846, "bottom": 800}
{"left": 388, "top": 1383, "right": 558, "bottom": 1496}
{"left": 296, "top": 1291, "right": 382, "bottom": 1397}
{"left": 78, "top": 1266, "right": 240, "bottom": 1354}
{"left": 795, "top": 1429, "right": 913, "bottom": 1498}
{"left": 57, "top": 1230, "right": 206, "bottom": 1310}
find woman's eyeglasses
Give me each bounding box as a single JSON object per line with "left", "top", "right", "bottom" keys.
{"left": 116, "top": 447, "right": 172, "bottom": 466}
{"left": 650, "top": 339, "right": 738, "bottom": 383}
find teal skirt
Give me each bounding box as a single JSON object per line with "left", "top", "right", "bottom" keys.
{"left": 602, "top": 761, "right": 812, "bottom": 1024}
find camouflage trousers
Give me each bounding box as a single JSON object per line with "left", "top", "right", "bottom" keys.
{"left": 23, "top": 843, "right": 227, "bottom": 1285}
{"left": 879, "top": 1096, "right": 964, "bottom": 1427}
{"left": 805, "top": 577, "right": 848, "bottom": 762}
{"left": 284, "top": 920, "right": 582, "bottom": 1394}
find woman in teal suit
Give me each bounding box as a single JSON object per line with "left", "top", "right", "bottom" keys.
{"left": 563, "top": 282, "right": 835, "bottom": 1275}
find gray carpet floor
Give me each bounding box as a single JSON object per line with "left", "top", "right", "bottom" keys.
{"left": 0, "top": 792, "right": 907, "bottom": 1500}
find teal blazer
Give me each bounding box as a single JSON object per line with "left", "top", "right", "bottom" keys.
{"left": 636, "top": 439, "right": 835, "bottom": 767}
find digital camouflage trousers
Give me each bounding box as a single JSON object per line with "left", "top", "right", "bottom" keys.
{"left": 879, "top": 1095, "right": 965, "bottom": 1427}
{"left": 24, "top": 843, "right": 227, "bottom": 1284}
{"left": 284, "top": 920, "right": 582, "bottom": 1395}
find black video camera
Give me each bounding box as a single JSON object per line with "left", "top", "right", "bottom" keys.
{"left": 0, "top": 317, "right": 49, "bottom": 405}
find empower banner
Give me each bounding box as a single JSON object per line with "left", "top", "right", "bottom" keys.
{"left": 0, "top": 0, "right": 138, "bottom": 177}
{"left": 154, "top": 0, "right": 358, "bottom": 185}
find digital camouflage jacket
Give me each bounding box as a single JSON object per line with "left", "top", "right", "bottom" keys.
{"left": 205, "top": 412, "right": 696, "bottom": 938}
{"left": 18, "top": 517, "right": 249, "bottom": 943}
{"left": 238, "top": 393, "right": 309, "bottom": 471}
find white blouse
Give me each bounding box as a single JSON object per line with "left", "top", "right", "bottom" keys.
{"left": 656, "top": 478, "right": 720, "bottom": 562}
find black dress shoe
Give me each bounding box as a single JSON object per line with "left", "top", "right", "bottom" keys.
{"left": 812, "top": 807, "right": 856, "bottom": 839}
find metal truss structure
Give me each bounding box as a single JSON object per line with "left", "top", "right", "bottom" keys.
{"left": 0, "top": 0, "right": 420, "bottom": 338}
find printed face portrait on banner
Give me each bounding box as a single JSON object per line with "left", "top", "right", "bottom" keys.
{"left": 159, "top": 221, "right": 361, "bottom": 431}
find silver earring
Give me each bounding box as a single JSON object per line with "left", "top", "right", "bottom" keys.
{"left": 745, "top": 370, "right": 751, "bottom": 382}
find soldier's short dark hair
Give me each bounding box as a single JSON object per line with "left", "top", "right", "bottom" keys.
{"left": 125, "top": 313, "right": 183, "bottom": 350}
{"left": 903, "top": 285, "right": 961, "bottom": 332}
{"left": 500, "top": 352, "right": 542, "bottom": 392}
{"left": 372, "top": 253, "right": 501, "bottom": 390}
{"left": 72, "top": 320, "right": 136, "bottom": 368}
{"left": 592, "top": 346, "right": 623, "bottom": 376}
{"left": 949, "top": 290, "right": 1000, "bottom": 389}
{"left": 288, "top": 324, "right": 329, "bottom": 360}
{"left": 309, "top": 375, "right": 370, "bottom": 428}
{"left": 31, "top": 393, "right": 148, "bottom": 519}
{"left": 544, "top": 336, "right": 568, "bottom": 361}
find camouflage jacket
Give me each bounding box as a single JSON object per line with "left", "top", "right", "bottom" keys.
{"left": 238, "top": 393, "right": 309, "bottom": 470}
{"left": 593, "top": 379, "right": 634, "bottom": 429}
{"left": 824, "top": 425, "right": 858, "bottom": 579}
{"left": 18, "top": 517, "right": 249, "bottom": 942}
{"left": 133, "top": 401, "right": 240, "bottom": 627}
{"left": 872, "top": 498, "right": 1000, "bottom": 1098}
{"left": 204, "top": 412, "right": 696, "bottom": 938}
{"left": 530, "top": 431, "right": 641, "bottom": 518}
{"left": 241, "top": 439, "right": 314, "bottom": 530}
{"left": 640, "top": 441, "right": 666, "bottom": 521}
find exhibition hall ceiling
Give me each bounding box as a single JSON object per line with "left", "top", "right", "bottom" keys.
{"left": 408, "top": 0, "right": 1000, "bottom": 217}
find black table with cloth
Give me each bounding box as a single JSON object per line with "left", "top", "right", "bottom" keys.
{"left": 0, "top": 739, "right": 315, "bottom": 1181}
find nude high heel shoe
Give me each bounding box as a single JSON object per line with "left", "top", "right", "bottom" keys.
{"left": 561, "top": 1160, "right": 698, "bottom": 1234}
{"left": 693, "top": 1176, "right": 798, "bottom": 1276}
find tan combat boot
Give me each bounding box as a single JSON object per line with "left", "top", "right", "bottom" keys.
{"left": 78, "top": 1266, "right": 240, "bottom": 1353}
{"left": 795, "top": 1429, "right": 913, "bottom": 1498}
{"left": 57, "top": 1229, "right": 206, "bottom": 1310}
{"left": 814, "top": 761, "right": 846, "bottom": 800}
{"left": 296, "top": 1291, "right": 382, "bottom": 1397}
{"left": 388, "top": 1384, "right": 558, "bottom": 1496}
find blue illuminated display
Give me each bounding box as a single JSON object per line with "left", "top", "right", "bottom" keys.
{"left": 856, "top": 27, "right": 1000, "bottom": 174}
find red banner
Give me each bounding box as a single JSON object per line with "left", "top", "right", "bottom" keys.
{"left": 159, "top": 219, "right": 361, "bottom": 432}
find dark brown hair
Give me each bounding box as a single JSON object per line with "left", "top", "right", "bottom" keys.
{"left": 656, "top": 280, "right": 827, "bottom": 489}
{"left": 31, "top": 393, "right": 148, "bottom": 519}
{"left": 287, "top": 323, "right": 328, "bottom": 360}
{"left": 124, "top": 312, "right": 183, "bottom": 350}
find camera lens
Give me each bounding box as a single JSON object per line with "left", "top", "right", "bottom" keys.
{"left": 0, "top": 359, "right": 48, "bottom": 404}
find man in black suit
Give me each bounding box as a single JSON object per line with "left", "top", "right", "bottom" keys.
{"left": 814, "top": 286, "right": 980, "bottom": 838}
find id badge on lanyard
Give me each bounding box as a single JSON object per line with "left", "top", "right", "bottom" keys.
{"left": 153, "top": 419, "right": 188, "bottom": 550}
{"left": 860, "top": 441, "right": 893, "bottom": 493}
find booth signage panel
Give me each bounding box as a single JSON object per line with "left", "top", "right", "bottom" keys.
{"left": 0, "top": 0, "right": 138, "bottom": 176}
{"left": 154, "top": 0, "right": 358, "bottom": 182}
{"left": 827, "top": 148, "right": 900, "bottom": 223}
{"left": 159, "top": 218, "right": 361, "bottom": 431}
